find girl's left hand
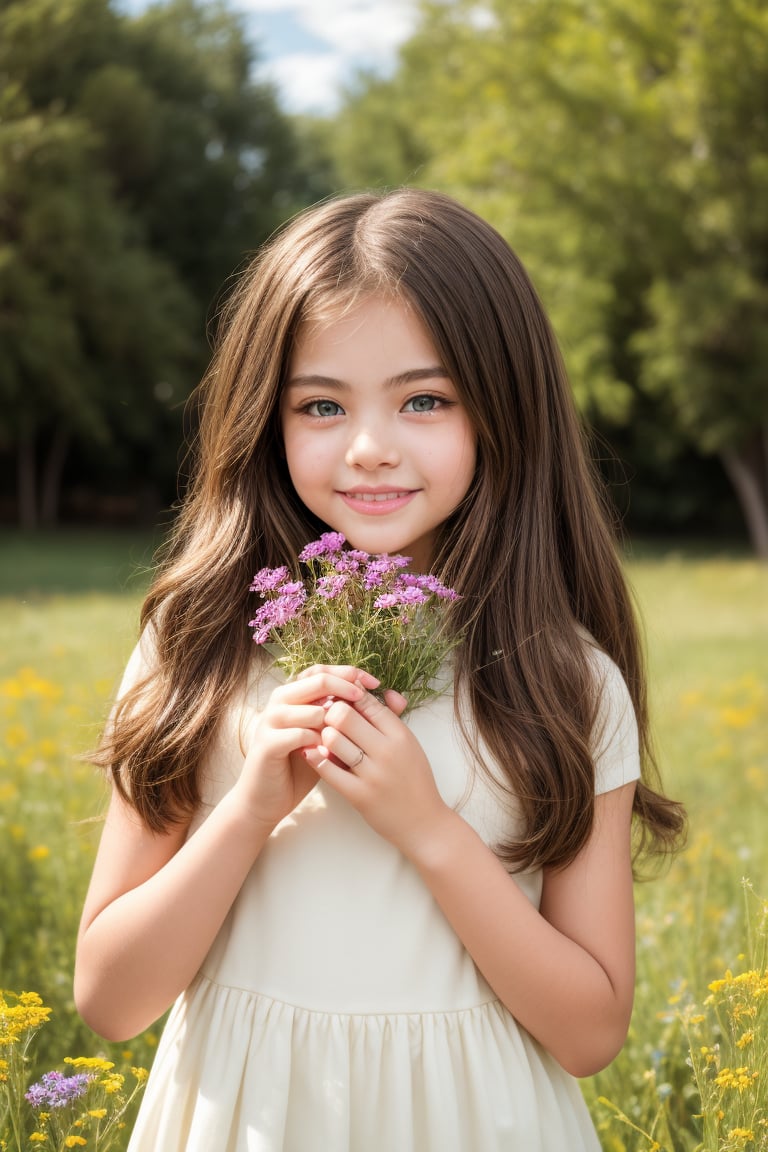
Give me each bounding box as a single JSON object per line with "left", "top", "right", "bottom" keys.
{"left": 302, "top": 684, "right": 448, "bottom": 858}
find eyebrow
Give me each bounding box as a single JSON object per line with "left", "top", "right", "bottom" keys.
{"left": 285, "top": 366, "right": 451, "bottom": 392}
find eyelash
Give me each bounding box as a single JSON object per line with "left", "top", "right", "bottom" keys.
{"left": 296, "top": 393, "right": 450, "bottom": 418}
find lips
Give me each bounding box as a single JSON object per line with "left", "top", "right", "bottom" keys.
{"left": 338, "top": 488, "right": 417, "bottom": 513}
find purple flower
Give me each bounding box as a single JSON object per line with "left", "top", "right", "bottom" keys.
{"left": 373, "top": 592, "right": 400, "bottom": 609}
{"left": 398, "top": 586, "right": 429, "bottom": 605}
{"left": 397, "top": 573, "right": 460, "bottom": 600}
{"left": 26, "top": 1070, "right": 93, "bottom": 1108}
{"left": 249, "top": 587, "right": 307, "bottom": 643}
{"left": 250, "top": 565, "right": 289, "bottom": 593}
{"left": 298, "top": 532, "right": 346, "bottom": 562}
{"left": 269, "top": 592, "right": 306, "bottom": 627}
{"left": 277, "top": 581, "right": 304, "bottom": 596}
{"left": 331, "top": 554, "right": 361, "bottom": 573}
{"left": 365, "top": 556, "right": 410, "bottom": 578}
{"left": 317, "top": 574, "right": 348, "bottom": 600}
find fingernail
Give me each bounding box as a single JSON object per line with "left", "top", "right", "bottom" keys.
{"left": 318, "top": 745, "right": 329, "bottom": 757}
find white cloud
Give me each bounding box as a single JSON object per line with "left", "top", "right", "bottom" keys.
{"left": 259, "top": 51, "right": 347, "bottom": 115}
{"left": 241, "top": 1, "right": 419, "bottom": 113}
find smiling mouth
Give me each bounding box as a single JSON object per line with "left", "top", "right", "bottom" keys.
{"left": 344, "top": 490, "right": 413, "bottom": 503}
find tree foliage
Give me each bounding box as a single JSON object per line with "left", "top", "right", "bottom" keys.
{"left": 0, "top": 0, "right": 329, "bottom": 526}
{"left": 331, "top": 0, "right": 768, "bottom": 552}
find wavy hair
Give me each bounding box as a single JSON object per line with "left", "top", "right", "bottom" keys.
{"left": 96, "top": 188, "right": 685, "bottom": 870}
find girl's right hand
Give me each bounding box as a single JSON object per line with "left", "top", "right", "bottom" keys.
{"left": 233, "top": 665, "right": 380, "bottom": 832}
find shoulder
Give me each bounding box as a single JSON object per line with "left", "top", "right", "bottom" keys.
{"left": 582, "top": 637, "right": 641, "bottom": 795}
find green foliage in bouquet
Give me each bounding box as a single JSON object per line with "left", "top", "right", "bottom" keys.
{"left": 249, "top": 533, "right": 462, "bottom": 711}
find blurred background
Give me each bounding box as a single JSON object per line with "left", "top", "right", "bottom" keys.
{"left": 1, "top": 0, "right": 766, "bottom": 554}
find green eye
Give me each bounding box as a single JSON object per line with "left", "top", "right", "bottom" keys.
{"left": 404, "top": 395, "right": 438, "bottom": 413}
{"left": 307, "top": 400, "right": 343, "bottom": 417}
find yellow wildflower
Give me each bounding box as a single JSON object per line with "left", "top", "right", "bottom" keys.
{"left": 0, "top": 668, "right": 60, "bottom": 700}
{"left": 28, "top": 845, "right": 50, "bottom": 862}
{"left": 727, "top": 1131, "right": 754, "bottom": 1145}
{"left": 131, "top": 1066, "right": 149, "bottom": 1083}
{"left": 718, "top": 705, "right": 758, "bottom": 728}
{"left": 65, "top": 1056, "right": 114, "bottom": 1072}
{"left": 0, "top": 990, "right": 52, "bottom": 1044}
{"left": 64, "top": 1138, "right": 87, "bottom": 1148}
{"left": 709, "top": 970, "right": 734, "bottom": 993}
{"left": 88, "top": 1109, "right": 107, "bottom": 1119}
{"left": 100, "top": 1072, "right": 124, "bottom": 1094}
{"left": 736, "top": 1030, "right": 754, "bottom": 1049}
{"left": 714, "top": 1066, "right": 759, "bottom": 1093}
{"left": 29, "top": 1135, "right": 47, "bottom": 1144}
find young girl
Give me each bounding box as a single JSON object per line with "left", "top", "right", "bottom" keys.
{"left": 75, "top": 188, "right": 684, "bottom": 1152}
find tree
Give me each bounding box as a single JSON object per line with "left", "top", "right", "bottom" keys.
{"left": 0, "top": 0, "right": 331, "bottom": 526}
{"left": 0, "top": 101, "right": 196, "bottom": 526}
{"left": 331, "top": 0, "right": 768, "bottom": 553}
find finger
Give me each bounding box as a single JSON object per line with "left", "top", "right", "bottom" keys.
{"left": 318, "top": 730, "right": 366, "bottom": 772}
{"left": 247, "top": 727, "right": 323, "bottom": 759}
{"left": 266, "top": 702, "right": 327, "bottom": 730}
{"left": 296, "top": 664, "right": 381, "bottom": 691}
{"left": 277, "top": 672, "right": 366, "bottom": 706}
{"left": 305, "top": 746, "right": 366, "bottom": 802}
{"left": 322, "top": 699, "right": 376, "bottom": 749}
{"left": 350, "top": 688, "right": 401, "bottom": 735}
{"left": 382, "top": 688, "right": 408, "bottom": 717}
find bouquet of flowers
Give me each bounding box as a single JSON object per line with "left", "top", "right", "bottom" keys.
{"left": 248, "top": 532, "right": 462, "bottom": 711}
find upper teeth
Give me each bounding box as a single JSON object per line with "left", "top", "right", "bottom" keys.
{"left": 351, "top": 492, "right": 405, "bottom": 502}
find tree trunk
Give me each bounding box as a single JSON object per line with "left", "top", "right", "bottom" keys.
{"left": 40, "top": 424, "right": 71, "bottom": 527}
{"left": 17, "top": 428, "right": 37, "bottom": 530}
{"left": 720, "top": 438, "right": 768, "bottom": 560}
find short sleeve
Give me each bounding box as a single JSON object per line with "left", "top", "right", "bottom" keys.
{"left": 112, "top": 627, "right": 157, "bottom": 706}
{"left": 589, "top": 649, "right": 641, "bottom": 795}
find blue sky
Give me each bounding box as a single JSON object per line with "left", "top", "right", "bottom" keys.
{"left": 118, "top": 1, "right": 419, "bottom": 115}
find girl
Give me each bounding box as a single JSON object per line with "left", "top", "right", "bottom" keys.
{"left": 75, "top": 189, "right": 684, "bottom": 1152}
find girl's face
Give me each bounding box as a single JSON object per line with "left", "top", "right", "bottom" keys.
{"left": 281, "top": 294, "right": 476, "bottom": 570}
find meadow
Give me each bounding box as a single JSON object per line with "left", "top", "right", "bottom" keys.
{"left": 1, "top": 531, "right": 767, "bottom": 1150}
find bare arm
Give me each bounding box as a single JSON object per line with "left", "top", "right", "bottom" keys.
{"left": 307, "top": 688, "right": 637, "bottom": 1077}
{"left": 75, "top": 667, "right": 378, "bottom": 1041}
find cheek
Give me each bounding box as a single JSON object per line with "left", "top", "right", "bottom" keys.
{"left": 283, "top": 428, "right": 334, "bottom": 492}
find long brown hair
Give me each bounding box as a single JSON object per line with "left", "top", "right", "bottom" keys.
{"left": 96, "top": 188, "right": 685, "bottom": 869}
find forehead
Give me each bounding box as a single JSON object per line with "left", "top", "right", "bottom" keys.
{"left": 290, "top": 292, "right": 441, "bottom": 369}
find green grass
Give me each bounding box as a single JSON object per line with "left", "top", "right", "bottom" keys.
{"left": 0, "top": 529, "right": 160, "bottom": 596}
{"left": 1, "top": 532, "right": 767, "bottom": 1150}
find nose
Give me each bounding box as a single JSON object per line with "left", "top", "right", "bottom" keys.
{"left": 344, "top": 424, "right": 400, "bottom": 470}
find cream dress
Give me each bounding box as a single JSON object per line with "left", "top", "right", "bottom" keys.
{"left": 125, "top": 646, "right": 640, "bottom": 1152}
